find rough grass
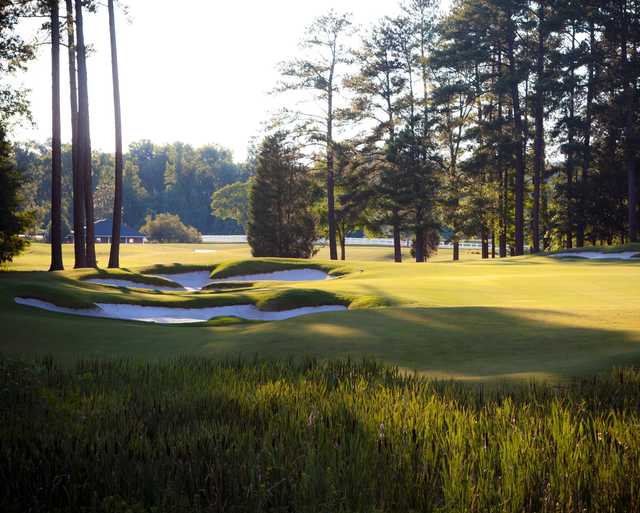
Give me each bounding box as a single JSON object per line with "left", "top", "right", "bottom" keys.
{"left": 1, "top": 357, "right": 639, "bottom": 513}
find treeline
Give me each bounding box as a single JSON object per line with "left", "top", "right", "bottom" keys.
{"left": 16, "top": 140, "right": 251, "bottom": 237}
{"left": 267, "top": 0, "right": 640, "bottom": 261}
{"left": 3, "top": 0, "right": 640, "bottom": 267}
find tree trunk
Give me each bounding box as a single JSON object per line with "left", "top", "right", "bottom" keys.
{"left": 532, "top": 1, "right": 545, "bottom": 254}
{"left": 506, "top": 19, "right": 525, "bottom": 256}
{"left": 327, "top": 88, "right": 337, "bottom": 260}
{"left": 107, "top": 0, "right": 123, "bottom": 268}
{"left": 393, "top": 222, "right": 402, "bottom": 263}
{"left": 66, "top": 0, "right": 85, "bottom": 268}
{"left": 481, "top": 229, "right": 489, "bottom": 259}
{"left": 565, "top": 26, "right": 577, "bottom": 250}
{"left": 621, "top": 10, "right": 638, "bottom": 242}
{"left": 500, "top": 165, "right": 508, "bottom": 258}
{"left": 577, "top": 19, "right": 596, "bottom": 247}
{"left": 415, "top": 228, "right": 424, "bottom": 263}
{"left": 497, "top": 46, "right": 507, "bottom": 258}
{"left": 491, "top": 231, "right": 496, "bottom": 258}
{"left": 75, "top": 0, "right": 96, "bottom": 267}
{"left": 453, "top": 240, "right": 459, "bottom": 261}
{"left": 49, "top": 0, "right": 64, "bottom": 271}
{"left": 629, "top": 160, "right": 639, "bottom": 241}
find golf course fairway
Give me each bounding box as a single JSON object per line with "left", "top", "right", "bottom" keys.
{"left": 2, "top": 242, "right": 639, "bottom": 382}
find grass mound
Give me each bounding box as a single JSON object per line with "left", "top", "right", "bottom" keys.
{"left": 205, "top": 316, "right": 265, "bottom": 327}
{"left": 544, "top": 242, "right": 640, "bottom": 257}
{"left": 138, "top": 263, "right": 213, "bottom": 275}
{"left": 2, "top": 357, "right": 639, "bottom": 513}
{"left": 349, "top": 295, "right": 393, "bottom": 309}
{"left": 254, "top": 288, "right": 352, "bottom": 311}
{"left": 210, "top": 258, "right": 347, "bottom": 279}
{"left": 202, "top": 281, "right": 256, "bottom": 291}
{"left": 79, "top": 268, "right": 184, "bottom": 288}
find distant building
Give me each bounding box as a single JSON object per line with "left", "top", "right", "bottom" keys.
{"left": 65, "top": 218, "right": 145, "bottom": 244}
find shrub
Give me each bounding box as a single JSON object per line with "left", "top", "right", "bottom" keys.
{"left": 139, "top": 213, "right": 201, "bottom": 243}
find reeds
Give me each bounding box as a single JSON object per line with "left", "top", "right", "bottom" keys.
{"left": 1, "top": 357, "right": 639, "bottom": 513}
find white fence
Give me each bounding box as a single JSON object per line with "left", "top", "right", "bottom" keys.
{"left": 201, "top": 235, "right": 482, "bottom": 249}
{"left": 201, "top": 235, "right": 248, "bottom": 244}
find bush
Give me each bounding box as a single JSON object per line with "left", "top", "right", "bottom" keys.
{"left": 139, "top": 213, "right": 201, "bottom": 243}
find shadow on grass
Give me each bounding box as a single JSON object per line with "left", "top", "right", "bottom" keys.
{"left": 200, "top": 306, "right": 640, "bottom": 382}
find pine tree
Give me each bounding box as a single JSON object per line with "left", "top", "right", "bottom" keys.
{"left": 277, "top": 11, "right": 353, "bottom": 260}
{"left": 107, "top": 0, "right": 124, "bottom": 268}
{"left": 0, "top": 127, "right": 34, "bottom": 265}
{"left": 247, "top": 132, "right": 317, "bottom": 258}
{"left": 49, "top": 0, "right": 64, "bottom": 271}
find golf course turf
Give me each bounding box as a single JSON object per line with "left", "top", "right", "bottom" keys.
{"left": 1, "top": 242, "right": 640, "bottom": 381}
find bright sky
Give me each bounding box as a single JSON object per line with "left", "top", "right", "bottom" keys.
{"left": 12, "top": 0, "right": 449, "bottom": 161}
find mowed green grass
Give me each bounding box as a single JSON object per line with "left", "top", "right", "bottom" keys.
{"left": 6, "top": 241, "right": 480, "bottom": 270}
{"left": 2, "top": 242, "right": 640, "bottom": 382}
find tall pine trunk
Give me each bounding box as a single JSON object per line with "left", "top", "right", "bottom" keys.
{"left": 107, "top": 0, "right": 123, "bottom": 268}
{"left": 532, "top": 2, "right": 545, "bottom": 254}
{"left": 65, "top": 0, "right": 85, "bottom": 268}
{"left": 565, "top": 26, "right": 577, "bottom": 249}
{"left": 74, "top": 0, "right": 96, "bottom": 266}
{"left": 506, "top": 17, "right": 525, "bottom": 256}
{"left": 481, "top": 227, "right": 489, "bottom": 259}
{"left": 621, "top": 6, "right": 638, "bottom": 242}
{"left": 393, "top": 220, "right": 402, "bottom": 263}
{"left": 497, "top": 47, "right": 507, "bottom": 258}
{"left": 49, "top": 0, "right": 63, "bottom": 271}
{"left": 415, "top": 226, "right": 424, "bottom": 263}
{"left": 327, "top": 81, "right": 337, "bottom": 260}
{"left": 577, "top": 19, "right": 596, "bottom": 247}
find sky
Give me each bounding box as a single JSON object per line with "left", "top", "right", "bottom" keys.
{"left": 12, "top": 0, "right": 449, "bottom": 162}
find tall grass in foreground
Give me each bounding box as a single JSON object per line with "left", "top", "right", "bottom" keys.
{"left": 1, "top": 357, "right": 639, "bottom": 513}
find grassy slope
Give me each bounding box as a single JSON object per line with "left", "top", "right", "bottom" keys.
{"left": 2, "top": 243, "right": 640, "bottom": 381}
{"left": 543, "top": 242, "right": 640, "bottom": 256}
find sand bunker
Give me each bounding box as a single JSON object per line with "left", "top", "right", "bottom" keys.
{"left": 85, "top": 278, "right": 180, "bottom": 291}
{"left": 84, "top": 269, "right": 334, "bottom": 293}
{"left": 15, "top": 297, "right": 347, "bottom": 324}
{"left": 152, "top": 271, "right": 213, "bottom": 291}
{"left": 551, "top": 251, "right": 639, "bottom": 260}
{"left": 210, "top": 269, "right": 331, "bottom": 283}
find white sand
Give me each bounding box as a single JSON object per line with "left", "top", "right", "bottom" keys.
{"left": 84, "top": 278, "right": 181, "bottom": 291}
{"left": 152, "top": 271, "right": 213, "bottom": 291}
{"left": 84, "top": 269, "right": 334, "bottom": 293}
{"left": 551, "top": 251, "right": 639, "bottom": 260}
{"left": 15, "top": 297, "right": 347, "bottom": 324}
{"left": 210, "top": 269, "right": 331, "bottom": 283}
{"left": 193, "top": 249, "right": 216, "bottom": 253}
